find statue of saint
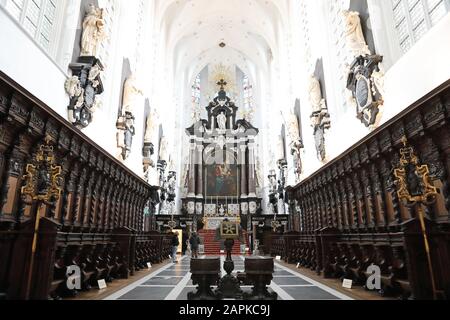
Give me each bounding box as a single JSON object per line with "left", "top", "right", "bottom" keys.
{"left": 122, "top": 74, "right": 143, "bottom": 114}
{"left": 81, "top": 4, "right": 106, "bottom": 57}
{"left": 308, "top": 75, "right": 325, "bottom": 114}
{"left": 217, "top": 112, "right": 227, "bottom": 130}
{"left": 286, "top": 112, "right": 300, "bottom": 143}
{"left": 159, "top": 136, "right": 169, "bottom": 161}
{"left": 276, "top": 135, "right": 285, "bottom": 160}
{"left": 343, "top": 10, "right": 371, "bottom": 57}
{"left": 144, "top": 110, "right": 159, "bottom": 143}
{"left": 123, "top": 113, "right": 135, "bottom": 158}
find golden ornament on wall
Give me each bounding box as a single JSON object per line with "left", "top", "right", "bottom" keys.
{"left": 394, "top": 137, "right": 437, "bottom": 205}
{"left": 21, "top": 137, "right": 62, "bottom": 202}
{"left": 394, "top": 136, "right": 439, "bottom": 299}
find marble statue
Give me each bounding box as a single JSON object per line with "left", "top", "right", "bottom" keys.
{"left": 159, "top": 136, "right": 169, "bottom": 161}
{"left": 308, "top": 75, "right": 331, "bottom": 162}
{"left": 116, "top": 112, "right": 135, "bottom": 160}
{"left": 217, "top": 111, "right": 227, "bottom": 130}
{"left": 308, "top": 75, "right": 326, "bottom": 114}
{"left": 286, "top": 112, "right": 300, "bottom": 143}
{"left": 123, "top": 113, "right": 135, "bottom": 157}
{"left": 343, "top": 10, "right": 371, "bottom": 57}
{"left": 292, "top": 147, "right": 303, "bottom": 182}
{"left": 276, "top": 135, "right": 285, "bottom": 160}
{"left": 144, "top": 110, "right": 159, "bottom": 143}
{"left": 81, "top": 4, "right": 106, "bottom": 57}
{"left": 122, "top": 74, "right": 143, "bottom": 114}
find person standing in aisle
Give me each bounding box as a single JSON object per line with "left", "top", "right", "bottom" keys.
{"left": 171, "top": 231, "right": 180, "bottom": 263}
{"left": 189, "top": 232, "right": 201, "bottom": 259}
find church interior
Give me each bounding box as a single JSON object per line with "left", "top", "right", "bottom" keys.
{"left": 0, "top": 0, "right": 450, "bottom": 303}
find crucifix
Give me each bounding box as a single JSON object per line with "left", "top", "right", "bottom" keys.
{"left": 217, "top": 79, "right": 227, "bottom": 90}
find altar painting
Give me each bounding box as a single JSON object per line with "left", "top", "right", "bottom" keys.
{"left": 205, "top": 163, "right": 238, "bottom": 197}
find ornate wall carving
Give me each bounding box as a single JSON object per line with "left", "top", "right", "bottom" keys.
{"left": 308, "top": 75, "right": 331, "bottom": 162}
{"left": 343, "top": 10, "right": 385, "bottom": 128}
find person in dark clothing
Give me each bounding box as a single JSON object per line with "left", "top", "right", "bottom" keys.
{"left": 182, "top": 231, "right": 188, "bottom": 255}
{"left": 189, "top": 232, "right": 201, "bottom": 259}
{"left": 171, "top": 232, "right": 180, "bottom": 263}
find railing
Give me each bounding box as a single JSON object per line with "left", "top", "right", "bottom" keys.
{"left": 0, "top": 71, "right": 165, "bottom": 300}
{"left": 285, "top": 79, "right": 450, "bottom": 300}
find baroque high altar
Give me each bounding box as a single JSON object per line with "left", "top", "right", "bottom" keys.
{"left": 181, "top": 80, "right": 262, "bottom": 231}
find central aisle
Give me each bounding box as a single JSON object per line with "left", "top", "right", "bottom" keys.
{"left": 104, "top": 256, "right": 353, "bottom": 301}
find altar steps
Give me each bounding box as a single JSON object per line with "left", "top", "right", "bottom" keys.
{"left": 198, "top": 230, "right": 247, "bottom": 255}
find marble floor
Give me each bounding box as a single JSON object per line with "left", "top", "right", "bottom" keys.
{"left": 104, "top": 256, "right": 353, "bottom": 301}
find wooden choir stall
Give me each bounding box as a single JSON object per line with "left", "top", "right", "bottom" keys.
{"left": 281, "top": 80, "right": 450, "bottom": 300}
{"left": 0, "top": 71, "right": 169, "bottom": 300}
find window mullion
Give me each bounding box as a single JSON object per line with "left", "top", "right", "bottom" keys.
{"left": 420, "top": 0, "right": 433, "bottom": 29}
{"left": 49, "top": 0, "right": 65, "bottom": 57}
{"left": 401, "top": 0, "right": 416, "bottom": 43}
{"left": 19, "top": 0, "right": 31, "bottom": 25}
{"left": 35, "top": 0, "right": 46, "bottom": 45}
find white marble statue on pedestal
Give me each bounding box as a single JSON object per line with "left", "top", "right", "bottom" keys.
{"left": 144, "top": 110, "right": 159, "bottom": 143}
{"left": 217, "top": 112, "right": 227, "bottom": 130}
{"left": 343, "top": 10, "right": 371, "bottom": 57}
{"left": 81, "top": 4, "right": 107, "bottom": 57}
{"left": 308, "top": 76, "right": 327, "bottom": 116}
{"left": 159, "top": 136, "right": 169, "bottom": 162}
{"left": 122, "top": 74, "right": 143, "bottom": 114}
{"left": 287, "top": 113, "right": 300, "bottom": 142}
{"left": 308, "top": 75, "right": 331, "bottom": 162}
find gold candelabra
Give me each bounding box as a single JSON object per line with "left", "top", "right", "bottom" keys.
{"left": 394, "top": 137, "right": 438, "bottom": 299}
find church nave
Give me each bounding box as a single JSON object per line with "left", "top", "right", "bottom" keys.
{"left": 0, "top": 0, "right": 449, "bottom": 311}
{"left": 103, "top": 256, "right": 352, "bottom": 301}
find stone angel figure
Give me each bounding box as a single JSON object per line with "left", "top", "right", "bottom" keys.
{"left": 81, "top": 4, "right": 107, "bottom": 57}
{"left": 343, "top": 10, "right": 371, "bottom": 57}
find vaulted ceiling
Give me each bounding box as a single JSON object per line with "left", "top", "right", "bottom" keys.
{"left": 154, "top": 0, "right": 290, "bottom": 85}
